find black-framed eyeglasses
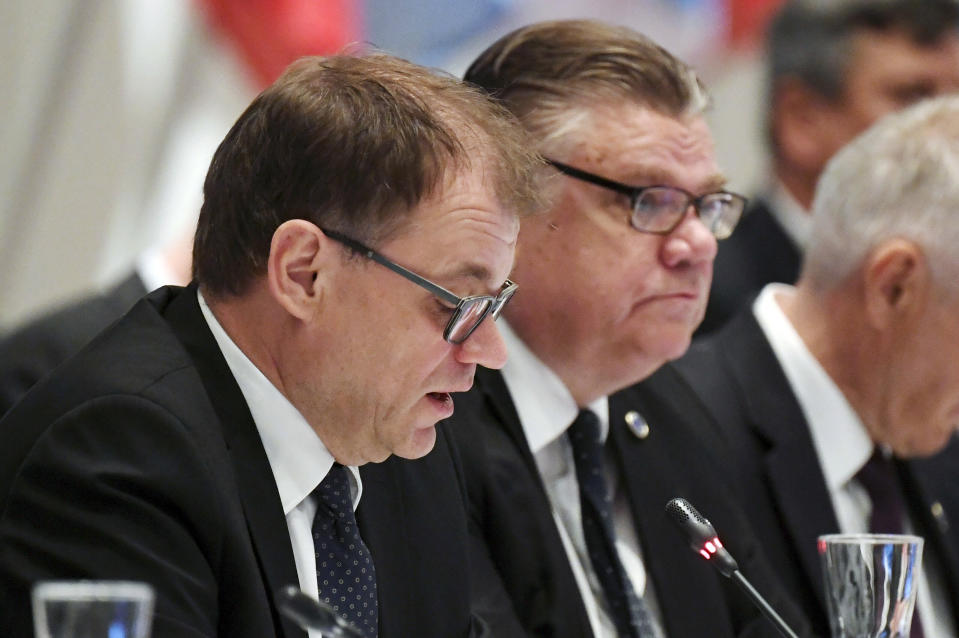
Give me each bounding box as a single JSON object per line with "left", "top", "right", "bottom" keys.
{"left": 546, "top": 159, "right": 746, "bottom": 240}
{"left": 322, "top": 228, "right": 517, "bottom": 345}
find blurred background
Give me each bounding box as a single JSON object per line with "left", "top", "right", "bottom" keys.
{"left": 0, "top": 0, "right": 781, "bottom": 331}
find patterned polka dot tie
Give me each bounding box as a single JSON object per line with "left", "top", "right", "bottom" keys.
{"left": 313, "top": 463, "right": 378, "bottom": 638}
{"left": 567, "top": 409, "right": 662, "bottom": 638}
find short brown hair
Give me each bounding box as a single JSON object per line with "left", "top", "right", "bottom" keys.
{"left": 193, "top": 53, "right": 542, "bottom": 297}
{"left": 464, "top": 19, "right": 709, "bottom": 156}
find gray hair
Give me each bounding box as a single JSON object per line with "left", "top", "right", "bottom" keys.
{"left": 765, "top": 0, "right": 959, "bottom": 151}
{"left": 804, "top": 95, "right": 959, "bottom": 292}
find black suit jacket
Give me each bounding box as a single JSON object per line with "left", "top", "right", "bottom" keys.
{"left": 0, "top": 284, "right": 480, "bottom": 638}
{"left": 674, "top": 309, "right": 959, "bottom": 635}
{"left": 699, "top": 198, "right": 801, "bottom": 337}
{"left": 0, "top": 272, "right": 147, "bottom": 415}
{"left": 450, "top": 365, "right": 812, "bottom": 638}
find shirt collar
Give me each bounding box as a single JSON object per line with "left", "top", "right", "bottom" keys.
{"left": 498, "top": 320, "right": 609, "bottom": 452}
{"left": 753, "top": 284, "right": 873, "bottom": 491}
{"left": 197, "top": 290, "right": 362, "bottom": 513}
{"left": 764, "top": 179, "right": 812, "bottom": 252}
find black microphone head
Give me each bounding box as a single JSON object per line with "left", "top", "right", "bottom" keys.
{"left": 276, "top": 586, "right": 368, "bottom": 638}
{"left": 665, "top": 497, "right": 739, "bottom": 577}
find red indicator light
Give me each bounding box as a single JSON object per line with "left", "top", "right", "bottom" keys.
{"left": 699, "top": 549, "right": 711, "bottom": 560}
{"left": 713, "top": 537, "right": 723, "bottom": 549}
{"left": 705, "top": 541, "right": 716, "bottom": 553}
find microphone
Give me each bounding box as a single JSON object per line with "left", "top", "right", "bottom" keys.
{"left": 665, "top": 498, "right": 799, "bottom": 638}
{"left": 276, "top": 585, "right": 368, "bottom": 638}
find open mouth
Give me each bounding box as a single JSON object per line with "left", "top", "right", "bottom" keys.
{"left": 427, "top": 392, "right": 452, "bottom": 404}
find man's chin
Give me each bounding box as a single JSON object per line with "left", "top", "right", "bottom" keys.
{"left": 392, "top": 424, "right": 438, "bottom": 461}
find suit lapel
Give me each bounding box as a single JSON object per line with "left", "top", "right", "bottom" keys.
{"left": 164, "top": 284, "right": 305, "bottom": 638}
{"left": 474, "top": 366, "right": 543, "bottom": 484}
{"left": 608, "top": 383, "right": 734, "bottom": 637}
{"left": 472, "top": 366, "right": 593, "bottom": 637}
{"left": 720, "top": 312, "right": 838, "bottom": 609}
{"left": 356, "top": 456, "right": 414, "bottom": 636}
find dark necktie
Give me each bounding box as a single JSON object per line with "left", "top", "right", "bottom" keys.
{"left": 313, "top": 463, "right": 378, "bottom": 638}
{"left": 567, "top": 409, "right": 662, "bottom": 637}
{"left": 854, "top": 448, "right": 924, "bottom": 638}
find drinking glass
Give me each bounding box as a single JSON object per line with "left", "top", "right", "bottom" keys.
{"left": 32, "top": 580, "right": 155, "bottom": 638}
{"left": 818, "top": 533, "right": 923, "bottom": 638}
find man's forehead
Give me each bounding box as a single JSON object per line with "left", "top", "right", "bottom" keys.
{"left": 570, "top": 108, "right": 725, "bottom": 191}
{"left": 624, "top": 163, "right": 727, "bottom": 191}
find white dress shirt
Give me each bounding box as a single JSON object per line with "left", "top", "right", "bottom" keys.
{"left": 754, "top": 284, "right": 955, "bottom": 637}
{"left": 499, "top": 321, "right": 663, "bottom": 637}
{"left": 199, "top": 291, "right": 363, "bottom": 638}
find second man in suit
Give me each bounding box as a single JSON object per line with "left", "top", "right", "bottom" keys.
{"left": 453, "top": 19, "right": 809, "bottom": 638}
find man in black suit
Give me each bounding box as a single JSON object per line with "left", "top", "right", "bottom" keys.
{"left": 699, "top": 0, "right": 959, "bottom": 335}
{"left": 453, "top": 20, "right": 809, "bottom": 637}
{"left": 676, "top": 96, "right": 959, "bottom": 636}
{"left": 0, "top": 53, "right": 543, "bottom": 637}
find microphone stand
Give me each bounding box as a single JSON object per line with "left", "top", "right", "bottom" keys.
{"left": 665, "top": 497, "right": 799, "bottom": 638}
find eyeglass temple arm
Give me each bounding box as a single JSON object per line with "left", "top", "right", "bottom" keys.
{"left": 322, "top": 229, "right": 462, "bottom": 306}
{"left": 545, "top": 159, "right": 636, "bottom": 199}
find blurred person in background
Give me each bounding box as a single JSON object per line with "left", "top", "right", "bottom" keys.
{"left": 699, "top": 0, "right": 959, "bottom": 335}
{"left": 0, "top": 226, "right": 194, "bottom": 415}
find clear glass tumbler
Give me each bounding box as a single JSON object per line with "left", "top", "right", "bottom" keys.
{"left": 818, "top": 533, "right": 924, "bottom": 638}
{"left": 32, "top": 580, "right": 155, "bottom": 638}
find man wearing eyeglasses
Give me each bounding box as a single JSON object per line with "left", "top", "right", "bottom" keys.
{"left": 451, "top": 20, "right": 809, "bottom": 638}
{"left": 0, "top": 54, "right": 542, "bottom": 637}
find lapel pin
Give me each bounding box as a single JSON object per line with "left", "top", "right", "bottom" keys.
{"left": 931, "top": 501, "right": 949, "bottom": 533}
{"left": 625, "top": 410, "right": 650, "bottom": 439}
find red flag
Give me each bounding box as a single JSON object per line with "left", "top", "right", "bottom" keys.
{"left": 196, "top": 0, "right": 363, "bottom": 88}
{"left": 726, "top": 0, "right": 784, "bottom": 50}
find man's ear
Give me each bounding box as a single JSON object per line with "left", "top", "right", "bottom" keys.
{"left": 267, "top": 220, "right": 336, "bottom": 321}
{"left": 863, "top": 239, "right": 927, "bottom": 329}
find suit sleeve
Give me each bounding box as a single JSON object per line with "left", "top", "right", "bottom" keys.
{"left": 0, "top": 395, "right": 226, "bottom": 638}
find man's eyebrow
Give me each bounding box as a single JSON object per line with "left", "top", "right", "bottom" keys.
{"left": 700, "top": 174, "right": 729, "bottom": 192}
{"left": 625, "top": 167, "right": 728, "bottom": 193}
{"left": 438, "top": 263, "right": 500, "bottom": 293}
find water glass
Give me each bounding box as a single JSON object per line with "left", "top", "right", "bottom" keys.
{"left": 32, "top": 580, "right": 155, "bottom": 638}
{"left": 818, "top": 533, "right": 923, "bottom": 638}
